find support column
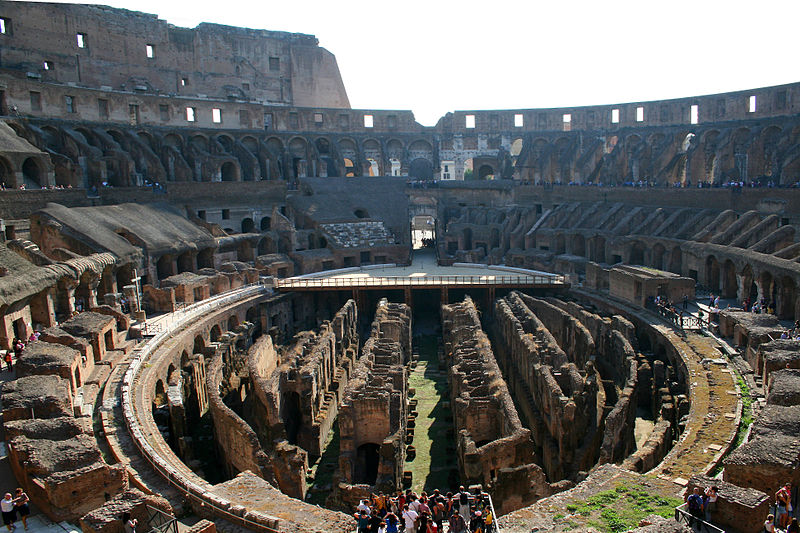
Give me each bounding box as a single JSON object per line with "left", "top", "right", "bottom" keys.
{"left": 441, "top": 287, "right": 449, "bottom": 306}
{"left": 404, "top": 288, "right": 412, "bottom": 307}
{"left": 30, "top": 288, "right": 57, "bottom": 329}
{"left": 58, "top": 278, "right": 79, "bottom": 318}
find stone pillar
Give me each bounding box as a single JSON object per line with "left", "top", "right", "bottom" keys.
{"left": 30, "top": 288, "right": 57, "bottom": 329}
{"left": 123, "top": 284, "right": 146, "bottom": 322}
{"left": 58, "top": 278, "right": 79, "bottom": 318}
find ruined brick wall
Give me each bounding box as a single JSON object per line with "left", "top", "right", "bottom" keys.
{"left": 337, "top": 300, "right": 409, "bottom": 504}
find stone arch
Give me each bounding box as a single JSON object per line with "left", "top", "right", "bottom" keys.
{"left": 216, "top": 134, "right": 234, "bottom": 153}
{"left": 571, "top": 234, "right": 586, "bottom": 257}
{"left": 705, "top": 255, "right": 721, "bottom": 292}
{"left": 0, "top": 156, "right": 14, "bottom": 188}
{"left": 210, "top": 325, "right": 222, "bottom": 343}
{"left": 408, "top": 158, "right": 433, "bottom": 180}
{"left": 257, "top": 236, "right": 275, "bottom": 256}
{"left": 266, "top": 137, "right": 284, "bottom": 153}
{"left": 777, "top": 276, "right": 796, "bottom": 320}
{"left": 164, "top": 133, "right": 183, "bottom": 150}
{"left": 651, "top": 243, "right": 666, "bottom": 270}
{"left": 241, "top": 217, "right": 255, "bottom": 233}
{"left": 355, "top": 442, "right": 380, "bottom": 485}
{"left": 554, "top": 233, "right": 566, "bottom": 255}
{"left": 629, "top": 241, "right": 645, "bottom": 265}
{"left": 588, "top": 235, "right": 606, "bottom": 263}
{"left": 193, "top": 335, "right": 205, "bottom": 355}
{"left": 137, "top": 131, "right": 158, "bottom": 151}
{"left": 741, "top": 264, "right": 758, "bottom": 304}
{"left": 722, "top": 259, "right": 737, "bottom": 299}
{"left": 227, "top": 315, "right": 239, "bottom": 331}
{"left": 669, "top": 246, "right": 682, "bottom": 274}
{"left": 21, "top": 157, "right": 43, "bottom": 188}
{"left": 241, "top": 135, "right": 259, "bottom": 154}
{"left": 220, "top": 161, "right": 238, "bottom": 181}
{"left": 477, "top": 164, "right": 495, "bottom": 180}
{"left": 281, "top": 390, "right": 302, "bottom": 445}
{"left": 154, "top": 379, "right": 166, "bottom": 408}
{"left": 759, "top": 270, "right": 774, "bottom": 305}
{"left": 190, "top": 134, "right": 209, "bottom": 152}
{"left": 260, "top": 216, "right": 271, "bottom": 231}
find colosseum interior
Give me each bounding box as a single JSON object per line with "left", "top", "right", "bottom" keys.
{"left": 0, "top": 2, "right": 799, "bottom": 532}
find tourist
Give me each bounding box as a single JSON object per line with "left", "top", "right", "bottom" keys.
{"left": 686, "top": 487, "right": 704, "bottom": 526}
{"left": 789, "top": 517, "right": 799, "bottom": 533}
{"left": 777, "top": 483, "right": 792, "bottom": 528}
{"left": 0, "top": 493, "right": 16, "bottom": 531}
{"left": 456, "top": 486, "right": 471, "bottom": 524}
{"left": 431, "top": 496, "right": 445, "bottom": 531}
{"left": 384, "top": 510, "right": 399, "bottom": 533}
{"left": 764, "top": 513, "right": 775, "bottom": 532}
{"left": 368, "top": 508, "right": 383, "bottom": 533}
{"left": 123, "top": 512, "right": 137, "bottom": 533}
{"left": 402, "top": 504, "right": 419, "bottom": 533}
{"left": 358, "top": 498, "right": 372, "bottom": 514}
{"left": 355, "top": 509, "right": 369, "bottom": 533}
{"left": 470, "top": 510, "right": 485, "bottom": 533}
{"left": 483, "top": 507, "right": 494, "bottom": 533}
{"left": 12, "top": 490, "right": 28, "bottom": 532}
{"left": 448, "top": 508, "right": 467, "bottom": 533}
{"left": 417, "top": 510, "right": 430, "bottom": 532}
{"left": 704, "top": 485, "right": 718, "bottom": 523}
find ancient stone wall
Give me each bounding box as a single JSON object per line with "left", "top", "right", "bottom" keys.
{"left": 336, "top": 299, "right": 409, "bottom": 506}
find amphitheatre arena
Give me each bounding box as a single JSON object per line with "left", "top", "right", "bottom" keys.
{"left": 0, "top": 2, "right": 798, "bottom": 532}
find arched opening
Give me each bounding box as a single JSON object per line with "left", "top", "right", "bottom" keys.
{"left": 490, "top": 228, "right": 500, "bottom": 250}
{"left": 629, "top": 242, "right": 645, "bottom": 265}
{"left": 0, "top": 156, "right": 14, "bottom": 188}
{"left": 22, "top": 158, "right": 43, "bottom": 188}
{"left": 355, "top": 443, "right": 380, "bottom": 485}
{"left": 778, "top": 277, "right": 796, "bottom": 319}
{"left": 193, "top": 335, "right": 205, "bottom": 355}
{"left": 705, "top": 256, "right": 720, "bottom": 292}
{"left": 354, "top": 208, "right": 369, "bottom": 219}
{"left": 177, "top": 252, "right": 194, "bottom": 274}
{"left": 281, "top": 391, "right": 303, "bottom": 445}
{"left": 554, "top": 234, "right": 566, "bottom": 255}
{"left": 722, "top": 260, "right": 737, "bottom": 299}
{"left": 478, "top": 164, "right": 495, "bottom": 180}
{"left": 741, "top": 264, "right": 758, "bottom": 305}
{"left": 157, "top": 255, "right": 175, "bottom": 280}
{"left": 246, "top": 306, "right": 262, "bottom": 338}
{"left": 167, "top": 364, "right": 177, "bottom": 383}
{"left": 210, "top": 325, "right": 222, "bottom": 343}
{"left": 669, "top": 246, "right": 682, "bottom": 274}
{"left": 227, "top": 315, "right": 240, "bottom": 331}
{"left": 759, "top": 271, "right": 774, "bottom": 306}
{"left": 257, "top": 237, "right": 274, "bottom": 256}
{"left": 74, "top": 367, "right": 82, "bottom": 388}
{"left": 571, "top": 234, "right": 586, "bottom": 257}
{"left": 260, "top": 216, "right": 271, "bottom": 231}
{"left": 220, "top": 162, "right": 238, "bottom": 182}
{"left": 343, "top": 158, "right": 355, "bottom": 177}
{"left": 651, "top": 243, "right": 666, "bottom": 270}
{"left": 408, "top": 158, "right": 433, "bottom": 180}
{"left": 412, "top": 215, "right": 436, "bottom": 249}
{"left": 241, "top": 218, "right": 255, "bottom": 233}
{"left": 462, "top": 228, "right": 473, "bottom": 250}
{"left": 589, "top": 236, "right": 606, "bottom": 263}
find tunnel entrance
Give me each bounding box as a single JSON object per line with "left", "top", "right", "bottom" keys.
{"left": 411, "top": 215, "right": 436, "bottom": 250}
{"left": 282, "top": 391, "right": 303, "bottom": 445}
{"left": 356, "top": 443, "right": 380, "bottom": 485}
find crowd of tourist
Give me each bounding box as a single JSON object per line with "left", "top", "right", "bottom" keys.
{"left": 0, "top": 489, "right": 31, "bottom": 531}
{"left": 353, "top": 486, "right": 495, "bottom": 533}
{"left": 687, "top": 482, "right": 799, "bottom": 533}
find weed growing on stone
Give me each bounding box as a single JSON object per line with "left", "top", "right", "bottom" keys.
{"left": 562, "top": 482, "right": 682, "bottom": 533}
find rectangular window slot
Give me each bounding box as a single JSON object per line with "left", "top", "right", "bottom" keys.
{"left": 0, "top": 17, "right": 9, "bottom": 35}
{"left": 636, "top": 106, "right": 644, "bottom": 122}
{"left": 514, "top": 113, "right": 524, "bottom": 127}
{"left": 364, "top": 114, "right": 374, "bottom": 128}
{"left": 222, "top": 209, "right": 230, "bottom": 220}
{"left": 465, "top": 114, "right": 476, "bottom": 128}
{"left": 65, "top": 95, "right": 75, "bottom": 113}
{"left": 76, "top": 32, "right": 87, "bottom": 48}
{"left": 159, "top": 104, "right": 170, "bottom": 122}
{"left": 264, "top": 112, "right": 273, "bottom": 130}
{"left": 314, "top": 112, "right": 323, "bottom": 124}
{"left": 43, "top": 61, "right": 53, "bottom": 71}
{"left": 98, "top": 99, "right": 109, "bottom": 119}
{"left": 212, "top": 108, "right": 222, "bottom": 123}
{"left": 30, "top": 91, "right": 41, "bottom": 112}
{"left": 186, "top": 107, "right": 196, "bottom": 122}
{"left": 562, "top": 113, "right": 571, "bottom": 132}
{"left": 129, "top": 104, "right": 139, "bottom": 125}
{"left": 748, "top": 95, "right": 757, "bottom": 113}
{"left": 269, "top": 57, "right": 280, "bottom": 71}
{"left": 611, "top": 109, "right": 620, "bottom": 124}
{"left": 690, "top": 104, "right": 699, "bottom": 124}
{"left": 180, "top": 78, "right": 188, "bottom": 87}
{"left": 146, "top": 44, "right": 155, "bottom": 59}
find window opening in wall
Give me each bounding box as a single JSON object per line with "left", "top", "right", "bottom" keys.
{"left": 562, "top": 113, "right": 571, "bottom": 132}
{"left": 611, "top": 108, "right": 620, "bottom": 123}
{"left": 186, "top": 107, "right": 196, "bottom": 122}
{"left": 43, "top": 61, "right": 53, "bottom": 71}
{"left": 65, "top": 95, "right": 75, "bottom": 113}
{"left": 76, "top": 32, "right": 87, "bottom": 48}
{"left": 180, "top": 78, "right": 188, "bottom": 87}
{"left": 0, "top": 17, "right": 9, "bottom": 35}
{"left": 264, "top": 113, "right": 272, "bottom": 130}
{"left": 314, "top": 112, "right": 323, "bottom": 124}
{"left": 212, "top": 108, "right": 222, "bottom": 123}
{"left": 465, "top": 114, "right": 476, "bottom": 128}
{"left": 636, "top": 106, "right": 644, "bottom": 122}
{"left": 748, "top": 95, "right": 757, "bottom": 112}
{"left": 29, "top": 91, "right": 41, "bottom": 111}
{"left": 197, "top": 210, "right": 206, "bottom": 220}
{"left": 239, "top": 109, "right": 250, "bottom": 127}
{"left": 690, "top": 104, "right": 699, "bottom": 124}
{"left": 269, "top": 57, "right": 280, "bottom": 71}
{"left": 514, "top": 113, "right": 524, "bottom": 127}
{"left": 159, "top": 104, "right": 169, "bottom": 122}
{"left": 363, "top": 114, "right": 374, "bottom": 128}
{"left": 98, "top": 99, "right": 109, "bottom": 119}
{"left": 129, "top": 104, "right": 139, "bottom": 125}
{"left": 146, "top": 44, "right": 155, "bottom": 59}
{"left": 387, "top": 114, "right": 397, "bottom": 128}
{"left": 775, "top": 90, "right": 787, "bottom": 110}
{"left": 338, "top": 114, "right": 350, "bottom": 129}
{"left": 222, "top": 209, "right": 230, "bottom": 220}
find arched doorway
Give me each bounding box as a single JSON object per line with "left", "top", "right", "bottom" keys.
{"left": 260, "top": 216, "right": 271, "bottom": 231}
{"left": 571, "top": 234, "right": 586, "bottom": 257}
{"left": 193, "top": 335, "right": 205, "bottom": 354}
{"left": 220, "top": 162, "right": 238, "bottom": 181}
{"left": 778, "top": 277, "right": 796, "bottom": 319}
{"left": 356, "top": 443, "right": 380, "bottom": 485}
{"left": 669, "top": 246, "right": 683, "bottom": 274}
{"left": 722, "top": 260, "right": 737, "bottom": 299}
{"left": 629, "top": 242, "right": 645, "bottom": 265}
{"left": 705, "top": 256, "right": 720, "bottom": 292}
{"left": 651, "top": 243, "right": 666, "bottom": 270}
{"left": 477, "top": 164, "right": 495, "bottom": 180}
{"left": 241, "top": 218, "right": 255, "bottom": 233}
{"left": 210, "top": 325, "right": 222, "bottom": 342}
{"left": 281, "top": 391, "right": 303, "bottom": 445}
{"left": 408, "top": 158, "right": 433, "bottom": 180}
{"left": 22, "top": 158, "right": 42, "bottom": 188}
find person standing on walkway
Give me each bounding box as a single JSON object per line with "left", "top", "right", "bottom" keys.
{"left": 457, "top": 486, "right": 471, "bottom": 526}
{"left": 448, "top": 508, "right": 467, "bottom": 533}
{"left": 0, "top": 494, "right": 16, "bottom": 532}
{"left": 12, "top": 490, "right": 28, "bottom": 532}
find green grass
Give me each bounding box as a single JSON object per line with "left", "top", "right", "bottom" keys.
{"left": 562, "top": 482, "right": 683, "bottom": 533}
{"left": 711, "top": 367, "right": 753, "bottom": 476}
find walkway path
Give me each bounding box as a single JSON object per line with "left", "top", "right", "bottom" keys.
{"left": 406, "top": 334, "right": 453, "bottom": 494}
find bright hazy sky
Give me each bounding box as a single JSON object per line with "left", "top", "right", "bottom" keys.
{"left": 41, "top": 0, "right": 800, "bottom": 126}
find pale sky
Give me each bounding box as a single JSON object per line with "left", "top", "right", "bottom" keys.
{"left": 38, "top": 0, "right": 800, "bottom": 126}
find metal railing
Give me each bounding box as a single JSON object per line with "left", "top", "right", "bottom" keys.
{"left": 145, "top": 505, "right": 179, "bottom": 533}
{"left": 674, "top": 503, "right": 725, "bottom": 532}
{"left": 648, "top": 301, "right": 709, "bottom": 330}
{"left": 276, "top": 273, "right": 565, "bottom": 290}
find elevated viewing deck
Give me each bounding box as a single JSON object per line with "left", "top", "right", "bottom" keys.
{"left": 274, "top": 250, "right": 567, "bottom": 291}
